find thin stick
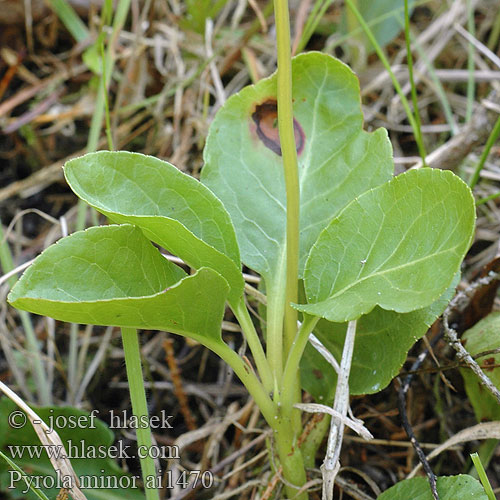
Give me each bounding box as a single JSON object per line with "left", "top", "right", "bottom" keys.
{"left": 163, "top": 338, "right": 196, "bottom": 431}
{"left": 398, "top": 339, "right": 440, "bottom": 500}
{"left": 321, "top": 320, "right": 357, "bottom": 500}
{"left": 442, "top": 273, "right": 500, "bottom": 404}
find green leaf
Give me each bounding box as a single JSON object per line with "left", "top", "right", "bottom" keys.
{"left": 461, "top": 312, "right": 500, "bottom": 421}
{"left": 301, "top": 277, "right": 457, "bottom": 399}
{"left": 64, "top": 151, "right": 244, "bottom": 306}
{"left": 0, "top": 398, "right": 145, "bottom": 500}
{"left": 377, "top": 475, "right": 488, "bottom": 500}
{"left": 201, "top": 52, "right": 393, "bottom": 297}
{"left": 181, "top": 0, "right": 230, "bottom": 33}
{"left": 342, "top": 0, "right": 416, "bottom": 52}
{"left": 296, "top": 168, "right": 475, "bottom": 322}
{"left": 8, "top": 224, "right": 229, "bottom": 351}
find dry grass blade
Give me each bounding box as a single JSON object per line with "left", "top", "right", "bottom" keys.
{"left": 0, "top": 381, "right": 87, "bottom": 500}
{"left": 408, "top": 421, "right": 500, "bottom": 478}
{"left": 2, "top": 0, "right": 500, "bottom": 497}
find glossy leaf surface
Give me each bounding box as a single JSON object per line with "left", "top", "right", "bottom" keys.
{"left": 202, "top": 52, "right": 393, "bottom": 294}
{"left": 377, "top": 475, "right": 487, "bottom": 500}
{"left": 301, "top": 278, "right": 456, "bottom": 398}
{"left": 64, "top": 151, "right": 243, "bottom": 306}
{"left": 8, "top": 225, "right": 229, "bottom": 349}
{"left": 461, "top": 312, "right": 500, "bottom": 421}
{"left": 297, "top": 168, "right": 475, "bottom": 322}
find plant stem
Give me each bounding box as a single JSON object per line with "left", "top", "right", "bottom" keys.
{"left": 211, "top": 340, "right": 277, "bottom": 424}
{"left": 121, "top": 327, "right": 159, "bottom": 500}
{"left": 233, "top": 298, "right": 274, "bottom": 393}
{"left": 266, "top": 275, "right": 286, "bottom": 382}
{"left": 282, "top": 314, "right": 319, "bottom": 412}
{"left": 271, "top": 3, "right": 308, "bottom": 497}
{"left": 274, "top": 0, "right": 300, "bottom": 361}
{"left": 301, "top": 413, "right": 331, "bottom": 468}
{"left": 273, "top": 415, "right": 308, "bottom": 500}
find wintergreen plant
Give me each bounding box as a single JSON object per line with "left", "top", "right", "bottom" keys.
{"left": 7, "top": 50, "right": 480, "bottom": 499}
{"left": 6, "top": 0, "right": 483, "bottom": 494}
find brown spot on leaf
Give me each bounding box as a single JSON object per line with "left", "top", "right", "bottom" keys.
{"left": 313, "top": 369, "right": 324, "bottom": 380}
{"left": 251, "top": 99, "right": 305, "bottom": 156}
{"left": 483, "top": 357, "right": 496, "bottom": 372}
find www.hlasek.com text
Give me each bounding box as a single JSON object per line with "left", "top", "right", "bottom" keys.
{"left": 7, "top": 441, "right": 180, "bottom": 460}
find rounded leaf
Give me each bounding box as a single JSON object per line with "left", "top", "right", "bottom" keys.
{"left": 202, "top": 52, "right": 393, "bottom": 284}
{"left": 297, "top": 168, "right": 475, "bottom": 322}
{"left": 64, "top": 151, "right": 244, "bottom": 305}
{"left": 8, "top": 225, "right": 230, "bottom": 347}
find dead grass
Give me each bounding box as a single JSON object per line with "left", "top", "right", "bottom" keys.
{"left": 1, "top": 0, "right": 500, "bottom": 498}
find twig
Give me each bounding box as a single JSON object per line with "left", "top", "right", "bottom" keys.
{"left": 0, "top": 63, "right": 86, "bottom": 117}
{"left": 261, "top": 470, "right": 282, "bottom": 500}
{"left": 3, "top": 86, "right": 66, "bottom": 133}
{"left": 321, "top": 320, "right": 357, "bottom": 500}
{"left": 163, "top": 337, "right": 197, "bottom": 431}
{"left": 442, "top": 271, "right": 500, "bottom": 404}
{"left": 248, "top": 0, "right": 268, "bottom": 34}
{"left": 309, "top": 332, "right": 340, "bottom": 374}
{"left": 408, "top": 421, "right": 500, "bottom": 478}
{"left": 398, "top": 337, "right": 441, "bottom": 500}
{"left": 454, "top": 23, "right": 500, "bottom": 70}
{"left": 294, "top": 403, "right": 372, "bottom": 440}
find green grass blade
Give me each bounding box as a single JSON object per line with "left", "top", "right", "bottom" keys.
{"left": 466, "top": 0, "right": 476, "bottom": 123}
{"left": 470, "top": 452, "right": 496, "bottom": 500}
{"left": 0, "top": 451, "right": 50, "bottom": 500}
{"left": 404, "top": 0, "right": 426, "bottom": 165}
{"left": 0, "top": 222, "right": 50, "bottom": 405}
{"left": 296, "top": 0, "right": 334, "bottom": 54}
{"left": 476, "top": 191, "right": 500, "bottom": 205}
{"left": 46, "top": 0, "right": 89, "bottom": 43}
{"left": 344, "top": 0, "right": 426, "bottom": 163}
{"left": 469, "top": 113, "right": 500, "bottom": 189}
